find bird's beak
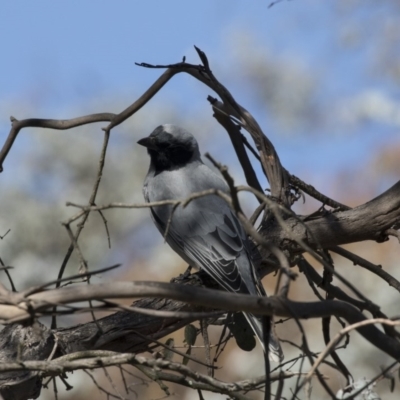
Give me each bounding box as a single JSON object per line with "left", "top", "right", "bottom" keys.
{"left": 137, "top": 136, "right": 157, "bottom": 150}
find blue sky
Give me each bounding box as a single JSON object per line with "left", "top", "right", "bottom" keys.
{"left": 1, "top": 1, "right": 321, "bottom": 103}
{"left": 0, "top": 2, "right": 356, "bottom": 102}
{"left": 0, "top": 0, "right": 399, "bottom": 200}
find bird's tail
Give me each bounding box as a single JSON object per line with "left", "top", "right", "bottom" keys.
{"left": 244, "top": 312, "right": 283, "bottom": 362}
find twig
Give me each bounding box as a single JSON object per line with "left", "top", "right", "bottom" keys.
{"left": 84, "top": 369, "right": 125, "bottom": 400}
{"left": 304, "top": 318, "right": 400, "bottom": 385}
{"left": 286, "top": 302, "right": 337, "bottom": 400}
{"left": 321, "top": 253, "right": 352, "bottom": 386}
{"left": 205, "top": 153, "right": 242, "bottom": 214}
{"left": 287, "top": 173, "right": 351, "bottom": 211}
{"left": 128, "top": 328, "right": 217, "bottom": 369}
{"left": 329, "top": 245, "right": 400, "bottom": 293}
{"left": 0, "top": 229, "right": 10, "bottom": 239}
{"left": 0, "top": 114, "right": 115, "bottom": 172}
{"left": 385, "top": 228, "right": 400, "bottom": 243}
{"left": 0, "top": 350, "right": 298, "bottom": 399}
{"left": 200, "top": 319, "right": 213, "bottom": 377}
{"left": 0, "top": 257, "right": 17, "bottom": 292}
{"left": 209, "top": 98, "right": 264, "bottom": 196}
{"left": 52, "top": 130, "right": 111, "bottom": 328}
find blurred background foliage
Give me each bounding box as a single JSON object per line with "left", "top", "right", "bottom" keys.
{"left": 0, "top": 0, "right": 399, "bottom": 399}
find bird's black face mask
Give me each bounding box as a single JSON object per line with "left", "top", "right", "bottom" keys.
{"left": 138, "top": 135, "right": 195, "bottom": 173}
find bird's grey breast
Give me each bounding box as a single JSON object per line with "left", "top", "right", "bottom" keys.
{"left": 145, "top": 162, "right": 228, "bottom": 202}
{"left": 144, "top": 162, "right": 233, "bottom": 235}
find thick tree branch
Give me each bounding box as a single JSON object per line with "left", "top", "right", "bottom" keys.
{"left": 258, "top": 180, "right": 400, "bottom": 254}
{"left": 1, "top": 275, "right": 399, "bottom": 400}
{"left": 0, "top": 280, "right": 399, "bottom": 360}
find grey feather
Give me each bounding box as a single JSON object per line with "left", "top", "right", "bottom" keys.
{"left": 139, "top": 124, "right": 283, "bottom": 362}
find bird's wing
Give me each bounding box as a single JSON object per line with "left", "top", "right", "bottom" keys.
{"left": 151, "top": 198, "right": 283, "bottom": 361}
{"left": 151, "top": 192, "right": 258, "bottom": 295}
{"left": 146, "top": 167, "right": 283, "bottom": 361}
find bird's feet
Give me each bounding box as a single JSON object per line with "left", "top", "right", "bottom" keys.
{"left": 181, "top": 265, "right": 193, "bottom": 279}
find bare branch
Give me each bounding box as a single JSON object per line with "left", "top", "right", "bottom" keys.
{"left": 137, "top": 48, "right": 291, "bottom": 205}
{"left": 258, "top": 179, "right": 400, "bottom": 253}
{"left": 330, "top": 245, "right": 400, "bottom": 293}
{"left": 0, "top": 281, "right": 399, "bottom": 361}
{"left": 0, "top": 114, "right": 115, "bottom": 172}
{"left": 304, "top": 318, "right": 400, "bottom": 385}
{"left": 0, "top": 349, "right": 303, "bottom": 400}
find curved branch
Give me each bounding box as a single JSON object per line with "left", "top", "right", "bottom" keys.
{"left": 0, "top": 280, "right": 399, "bottom": 361}
{"left": 104, "top": 68, "right": 179, "bottom": 131}
{"left": 0, "top": 68, "right": 178, "bottom": 172}
{"left": 0, "top": 48, "right": 294, "bottom": 207}
{"left": 259, "top": 180, "right": 400, "bottom": 252}
{"left": 210, "top": 100, "right": 264, "bottom": 195}
{"left": 329, "top": 245, "right": 400, "bottom": 293}
{"left": 0, "top": 113, "right": 115, "bottom": 172}
{"left": 136, "top": 47, "right": 291, "bottom": 205}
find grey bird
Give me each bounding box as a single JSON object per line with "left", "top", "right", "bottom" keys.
{"left": 138, "top": 124, "right": 283, "bottom": 362}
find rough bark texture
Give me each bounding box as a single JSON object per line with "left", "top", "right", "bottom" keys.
{"left": 259, "top": 180, "right": 400, "bottom": 255}
{"left": 0, "top": 276, "right": 212, "bottom": 400}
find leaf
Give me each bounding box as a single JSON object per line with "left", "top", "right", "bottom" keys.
{"left": 227, "top": 313, "right": 256, "bottom": 352}
{"left": 184, "top": 324, "right": 197, "bottom": 346}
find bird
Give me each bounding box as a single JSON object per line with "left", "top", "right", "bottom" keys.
{"left": 138, "top": 124, "right": 283, "bottom": 362}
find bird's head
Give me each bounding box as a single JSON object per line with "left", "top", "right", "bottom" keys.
{"left": 138, "top": 124, "right": 201, "bottom": 172}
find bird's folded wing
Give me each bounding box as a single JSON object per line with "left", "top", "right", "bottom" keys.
{"left": 151, "top": 199, "right": 257, "bottom": 295}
